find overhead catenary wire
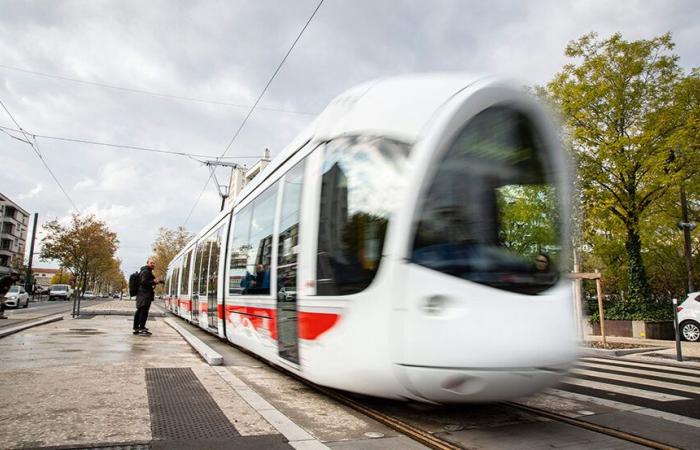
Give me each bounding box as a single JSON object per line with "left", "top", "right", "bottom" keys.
{"left": 0, "top": 97, "right": 80, "bottom": 213}
{"left": 0, "top": 63, "right": 319, "bottom": 116}
{"left": 0, "top": 124, "right": 261, "bottom": 160}
{"left": 181, "top": 0, "right": 325, "bottom": 227}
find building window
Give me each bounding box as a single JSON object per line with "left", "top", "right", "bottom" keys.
{"left": 316, "top": 136, "right": 411, "bottom": 296}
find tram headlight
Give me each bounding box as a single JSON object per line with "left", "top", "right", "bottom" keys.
{"left": 421, "top": 295, "right": 448, "bottom": 315}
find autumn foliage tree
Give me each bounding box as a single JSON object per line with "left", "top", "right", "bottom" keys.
{"left": 40, "top": 214, "right": 119, "bottom": 297}
{"left": 151, "top": 226, "right": 193, "bottom": 291}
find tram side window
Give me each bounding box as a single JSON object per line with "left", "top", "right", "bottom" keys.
{"left": 173, "top": 265, "right": 180, "bottom": 297}
{"left": 193, "top": 245, "right": 204, "bottom": 298}
{"left": 180, "top": 251, "right": 192, "bottom": 296}
{"left": 228, "top": 184, "right": 278, "bottom": 296}
{"left": 316, "top": 136, "right": 411, "bottom": 295}
{"left": 229, "top": 207, "right": 252, "bottom": 295}
{"left": 199, "top": 242, "right": 211, "bottom": 297}
{"left": 277, "top": 161, "right": 304, "bottom": 299}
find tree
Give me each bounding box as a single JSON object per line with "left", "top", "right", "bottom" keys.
{"left": 50, "top": 271, "right": 73, "bottom": 285}
{"left": 40, "top": 214, "right": 119, "bottom": 297}
{"left": 545, "top": 32, "right": 692, "bottom": 315}
{"left": 151, "top": 226, "right": 193, "bottom": 288}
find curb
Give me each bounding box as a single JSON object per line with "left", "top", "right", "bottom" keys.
{"left": 579, "top": 346, "right": 666, "bottom": 357}
{"left": 164, "top": 318, "right": 223, "bottom": 366}
{"left": 78, "top": 310, "right": 166, "bottom": 317}
{"left": 0, "top": 314, "right": 64, "bottom": 338}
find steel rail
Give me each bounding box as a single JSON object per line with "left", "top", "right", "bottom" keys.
{"left": 506, "top": 401, "right": 679, "bottom": 450}
{"left": 170, "top": 314, "right": 680, "bottom": 450}
{"left": 309, "top": 384, "right": 464, "bottom": 450}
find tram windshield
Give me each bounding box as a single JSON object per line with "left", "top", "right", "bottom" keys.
{"left": 412, "top": 106, "right": 561, "bottom": 295}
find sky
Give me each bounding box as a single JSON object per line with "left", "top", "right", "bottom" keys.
{"left": 1, "top": 0, "right": 699, "bottom": 275}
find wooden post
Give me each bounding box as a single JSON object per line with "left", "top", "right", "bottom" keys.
{"left": 572, "top": 250, "right": 583, "bottom": 339}
{"left": 595, "top": 269, "right": 606, "bottom": 345}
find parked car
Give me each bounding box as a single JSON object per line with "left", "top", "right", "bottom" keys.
{"left": 678, "top": 292, "right": 700, "bottom": 342}
{"left": 4, "top": 285, "right": 29, "bottom": 308}
{"left": 49, "top": 284, "right": 73, "bottom": 301}
{"left": 82, "top": 291, "right": 96, "bottom": 299}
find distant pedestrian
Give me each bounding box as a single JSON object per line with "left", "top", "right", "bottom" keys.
{"left": 0, "top": 270, "right": 21, "bottom": 319}
{"left": 133, "top": 258, "right": 161, "bottom": 336}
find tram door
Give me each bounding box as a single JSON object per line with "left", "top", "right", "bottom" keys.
{"left": 207, "top": 226, "right": 225, "bottom": 330}
{"left": 276, "top": 161, "right": 304, "bottom": 364}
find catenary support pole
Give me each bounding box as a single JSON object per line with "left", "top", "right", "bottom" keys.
{"left": 672, "top": 298, "right": 683, "bottom": 362}
{"left": 680, "top": 186, "right": 695, "bottom": 293}
{"left": 25, "top": 213, "right": 38, "bottom": 294}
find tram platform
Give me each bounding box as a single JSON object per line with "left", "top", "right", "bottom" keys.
{"left": 0, "top": 301, "right": 424, "bottom": 450}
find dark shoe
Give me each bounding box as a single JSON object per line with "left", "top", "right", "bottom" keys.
{"left": 0, "top": 315, "right": 7, "bottom": 319}
{"left": 133, "top": 330, "right": 140, "bottom": 335}
{"left": 138, "top": 330, "right": 152, "bottom": 336}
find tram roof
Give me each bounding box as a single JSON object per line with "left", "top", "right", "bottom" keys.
{"left": 172, "top": 73, "right": 496, "bottom": 262}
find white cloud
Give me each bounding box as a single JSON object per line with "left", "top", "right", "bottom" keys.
{"left": 1, "top": 0, "right": 698, "bottom": 274}
{"left": 18, "top": 183, "right": 43, "bottom": 199}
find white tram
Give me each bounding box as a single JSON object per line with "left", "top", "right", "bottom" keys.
{"left": 164, "top": 74, "right": 577, "bottom": 403}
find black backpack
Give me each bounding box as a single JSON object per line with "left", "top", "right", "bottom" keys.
{"left": 128, "top": 271, "right": 140, "bottom": 297}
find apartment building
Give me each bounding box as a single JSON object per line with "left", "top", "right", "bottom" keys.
{"left": 0, "top": 193, "right": 30, "bottom": 275}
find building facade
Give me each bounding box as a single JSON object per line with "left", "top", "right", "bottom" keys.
{"left": 225, "top": 149, "right": 272, "bottom": 208}
{"left": 32, "top": 268, "right": 60, "bottom": 289}
{"left": 0, "top": 193, "right": 30, "bottom": 275}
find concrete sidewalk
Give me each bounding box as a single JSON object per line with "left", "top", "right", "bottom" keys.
{"left": 584, "top": 335, "right": 700, "bottom": 367}
{"left": 0, "top": 302, "right": 417, "bottom": 450}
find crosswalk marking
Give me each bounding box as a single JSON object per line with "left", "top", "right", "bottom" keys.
{"left": 569, "top": 368, "right": 700, "bottom": 395}
{"left": 578, "top": 361, "right": 700, "bottom": 384}
{"left": 547, "top": 389, "right": 700, "bottom": 428}
{"left": 583, "top": 357, "right": 700, "bottom": 376}
{"left": 559, "top": 378, "right": 690, "bottom": 402}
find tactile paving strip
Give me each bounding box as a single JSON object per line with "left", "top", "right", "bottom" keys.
{"left": 145, "top": 367, "right": 240, "bottom": 441}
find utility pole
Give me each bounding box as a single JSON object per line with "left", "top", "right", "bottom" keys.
{"left": 25, "top": 213, "right": 38, "bottom": 294}
{"left": 678, "top": 185, "right": 696, "bottom": 293}
{"left": 203, "top": 160, "right": 240, "bottom": 211}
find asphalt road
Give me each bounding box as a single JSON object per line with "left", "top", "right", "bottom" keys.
{"left": 0, "top": 298, "right": 106, "bottom": 329}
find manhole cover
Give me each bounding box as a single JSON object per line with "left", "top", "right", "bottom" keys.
{"left": 364, "top": 432, "right": 384, "bottom": 439}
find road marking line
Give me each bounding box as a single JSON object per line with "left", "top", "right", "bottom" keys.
{"left": 547, "top": 389, "right": 700, "bottom": 428}
{"left": 560, "top": 378, "right": 689, "bottom": 402}
{"left": 570, "top": 368, "right": 700, "bottom": 395}
{"left": 583, "top": 357, "right": 700, "bottom": 376}
{"left": 578, "top": 361, "right": 700, "bottom": 384}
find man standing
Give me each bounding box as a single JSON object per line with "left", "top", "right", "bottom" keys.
{"left": 0, "top": 271, "right": 21, "bottom": 319}
{"left": 133, "top": 259, "right": 159, "bottom": 336}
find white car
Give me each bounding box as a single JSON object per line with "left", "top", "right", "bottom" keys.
{"left": 4, "top": 285, "right": 29, "bottom": 308}
{"left": 678, "top": 292, "right": 700, "bottom": 342}
{"left": 82, "top": 291, "right": 96, "bottom": 299}
{"left": 49, "top": 284, "right": 72, "bottom": 301}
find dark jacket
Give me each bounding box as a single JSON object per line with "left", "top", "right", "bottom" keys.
{"left": 0, "top": 275, "right": 16, "bottom": 297}
{"left": 136, "top": 266, "right": 156, "bottom": 308}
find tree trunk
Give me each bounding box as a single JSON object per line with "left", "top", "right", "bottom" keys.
{"left": 625, "top": 220, "right": 652, "bottom": 305}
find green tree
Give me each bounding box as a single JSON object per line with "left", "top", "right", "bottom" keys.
{"left": 50, "top": 271, "right": 73, "bottom": 285}
{"left": 545, "top": 32, "right": 691, "bottom": 315}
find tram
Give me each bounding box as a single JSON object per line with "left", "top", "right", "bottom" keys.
{"left": 164, "top": 74, "right": 577, "bottom": 403}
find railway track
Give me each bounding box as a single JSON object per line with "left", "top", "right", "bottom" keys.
{"left": 172, "top": 314, "right": 681, "bottom": 450}
{"left": 311, "top": 385, "right": 679, "bottom": 450}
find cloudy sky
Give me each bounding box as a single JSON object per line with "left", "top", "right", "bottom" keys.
{"left": 1, "top": 0, "right": 698, "bottom": 275}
